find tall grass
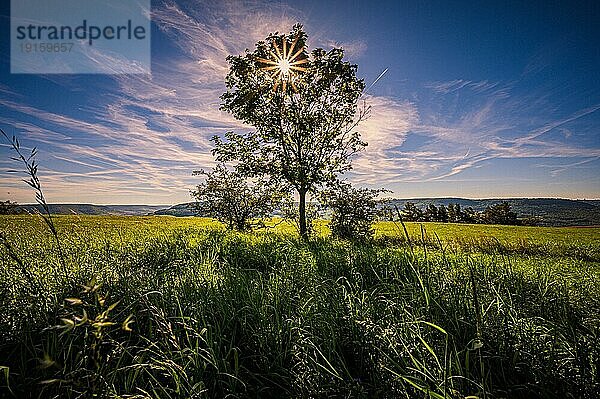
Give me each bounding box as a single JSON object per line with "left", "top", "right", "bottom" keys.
{"left": 0, "top": 221, "right": 598, "bottom": 398}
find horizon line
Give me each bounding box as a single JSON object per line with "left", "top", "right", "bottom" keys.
{"left": 14, "top": 196, "right": 600, "bottom": 207}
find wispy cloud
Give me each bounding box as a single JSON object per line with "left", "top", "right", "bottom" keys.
{"left": 350, "top": 96, "right": 419, "bottom": 184}
{"left": 425, "top": 79, "right": 501, "bottom": 95}
{"left": 536, "top": 156, "right": 600, "bottom": 177}
{"left": 347, "top": 77, "right": 600, "bottom": 191}
{"left": 1, "top": 1, "right": 598, "bottom": 202}
{"left": 1, "top": 0, "right": 378, "bottom": 203}
{"left": 323, "top": 39, "right": 367, "bottom": 59}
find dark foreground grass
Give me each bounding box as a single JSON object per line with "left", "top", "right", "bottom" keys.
{"left": 0, "top": 219, "right": 599, "bottom": 398}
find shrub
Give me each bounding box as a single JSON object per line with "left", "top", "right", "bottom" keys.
{"left": 192, "top": 164, "right": 288, "bottom": 231}
{"left": 319, "top": 182, "right": 386, "bottom": 240}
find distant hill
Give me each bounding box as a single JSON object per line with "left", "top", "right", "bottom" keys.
{"left": 13, "top": 198, "right": 599, "bottom": 227}
{"left": 19, "top": 204, "right": 166, "bottom": 216}
{"left": 383, "top": 198, "right": 600, "bottom": 227}
{"left": 152, "top": 198, "right": 600, "bottom": 226}
{"left": 153, "top": 203, "right": 198, "bottom": 217}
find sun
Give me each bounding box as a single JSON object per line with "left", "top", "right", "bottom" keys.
{"left": 257, "top": 34, "right": 309, "bottom": 92}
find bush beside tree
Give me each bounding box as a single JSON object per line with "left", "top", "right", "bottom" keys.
{"left": 319, "top": 182, "right": 386, "bottom": 240}
{"left": 191, "top": 164, "right": 288, "bottom": 231}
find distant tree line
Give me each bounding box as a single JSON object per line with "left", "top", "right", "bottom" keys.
{"left": 391, "top": 201, "right": 537, "bottom": 226}
{"left": 0, "top": 200, "right": 22, "bottom": 215}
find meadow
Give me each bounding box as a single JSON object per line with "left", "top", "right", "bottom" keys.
{"left": 0, "top": 215, "right": 599, "bottom": 398}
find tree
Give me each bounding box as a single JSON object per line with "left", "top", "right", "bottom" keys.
{"left": 437, "top": 204, "right": 448, "bottom": 222}
{"left": 191, "top": 164, "right": 288, "bottom": 231}
{"left": 281, "top": 196, "right": 320, "bottom": 237}
{"left": 402, "top": 201, "right": 423, "bottom": 221}
{"left": 319, "top": 182, "right": 386, "bottom": 240}
{"left": 447, "top": 203, "right": 461, "bottom": 223}
{"left": 0, "top": 200, "right": 21, "bottom": 215}
{"left": 481, "top": 202, "right": 518, "bottom": 225}
{"left": 462, "top": 207, "right": 478, "bottom": 224}
{"left": 214, "top": 24, "right": 368, "bottom": 239}
{"left": 423, "top": 203, "right": 439, "bottom": 222}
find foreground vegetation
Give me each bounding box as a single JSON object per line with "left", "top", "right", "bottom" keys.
{"left": 1, "top": 215, "right": 599, "bottom": 398}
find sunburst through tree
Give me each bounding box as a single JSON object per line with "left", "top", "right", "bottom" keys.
{"left": 257, "top": 34, "right": 309, "bottom": 92}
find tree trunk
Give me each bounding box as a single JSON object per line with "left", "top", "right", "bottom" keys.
{"left": 298, "top": 188, "right": 308, "bottom": 240}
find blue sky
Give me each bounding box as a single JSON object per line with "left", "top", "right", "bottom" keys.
{"left": 1, "top": 0, "right": 599, "bottom": 204}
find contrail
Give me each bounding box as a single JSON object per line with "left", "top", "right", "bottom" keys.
{"left": 365, "top": 68, "right": 388, "bottom": 94}
{"left": 371, "top": 68, "right": 389, "bottom": 88}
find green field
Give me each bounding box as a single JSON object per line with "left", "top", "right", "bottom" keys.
{"left": 1, "top": 215, "right": 599, "bottom": 398}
